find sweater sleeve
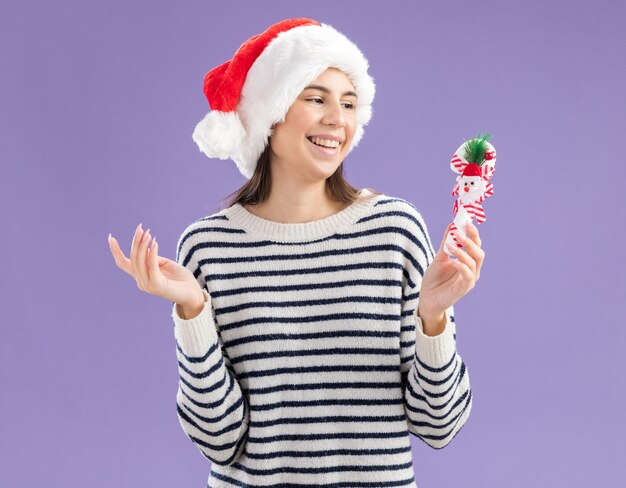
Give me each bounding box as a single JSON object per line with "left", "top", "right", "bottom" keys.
{"left": 171, "top": 223, "right": 250, "bottom": 466}
{"left": 399, "top": 206, "right": 473, "bottom": 449}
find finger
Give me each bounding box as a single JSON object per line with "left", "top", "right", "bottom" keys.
{"left": 135, "top": 227, "right": 152, "bottom": 288}
{"left": 451, "top": 258, "right": 475, "bottom": 290}
{"left": 458, "top": 228, "right": 485, "bottom": 269}
{"left": 445, "top": 241, "right": 477, "bottom": 275}
{"left": 434, "top": 223, "right": 454, "bottom": 261}
{"left": 463, "top": 222, "right": 485, "bottom": 280}
{"left": 465, "top": 221, "right": 482, "bottom": 248}
{"left": 129, "top": 223, "right": 144, "bottom": 270}
{"left": 147, "top": 235, "right": 160, "bottom": 282}
{"left": 130, "top": 223, "right": 146, "bottom": 288}
{"left": 108, "top": 235, "right": 134, "bottom": 276}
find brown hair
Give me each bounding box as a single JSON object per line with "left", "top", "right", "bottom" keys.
{"left": 218, "top": 144, "right": 383, "bottom": 211}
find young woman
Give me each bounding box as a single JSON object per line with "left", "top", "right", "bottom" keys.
{"left": 108, "top": 18, "right": 484, "bottom": 488}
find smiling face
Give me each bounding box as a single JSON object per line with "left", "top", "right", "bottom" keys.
{"left": 458, "top": 175, "right": 486, "bottom": 203}
{"left": 267, "top": 67, "right": 358, "bottom": 184}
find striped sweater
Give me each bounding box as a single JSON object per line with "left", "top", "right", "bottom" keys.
{"left": 171, "top": 188, "right": 472, "bottom": 488}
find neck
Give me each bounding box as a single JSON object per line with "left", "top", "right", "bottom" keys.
{"left": 245, "top": 188, "right": 349, "bottom": 224}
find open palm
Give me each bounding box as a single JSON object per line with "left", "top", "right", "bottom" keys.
{"left": 108, "top": 223, "right": 204, "bottom": 307}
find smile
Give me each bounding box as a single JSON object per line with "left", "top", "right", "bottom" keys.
{"left": 306, "top": 136, "right": 341, "bottom": 156}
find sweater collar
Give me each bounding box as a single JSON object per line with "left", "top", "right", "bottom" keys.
{"left": 225, "top": 188, "right": 379, "bottom": 241}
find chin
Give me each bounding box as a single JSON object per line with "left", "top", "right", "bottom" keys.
{"left": 298, "top": 158, "right": 339, "bottom": 182}
{"left": 316, "top": 154, "right": 344, "bottom": 171}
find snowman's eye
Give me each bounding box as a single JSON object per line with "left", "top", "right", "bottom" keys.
{"left": 464, "top": 182, "right": 467, "bottom": 185}
{"left": 471, "top": 182, "right": 474, "bottom": 185}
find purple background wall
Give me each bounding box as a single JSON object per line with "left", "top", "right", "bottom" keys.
{"left": 2, "top": 0, "right": 624, "bottom": 486}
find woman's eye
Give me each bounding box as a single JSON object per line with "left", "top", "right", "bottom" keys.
{"left": 306, "top": 98, "right": 355, "bottom": 109}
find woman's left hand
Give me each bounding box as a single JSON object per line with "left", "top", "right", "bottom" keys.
{"left": 417, "top": 221, "right": 485, "bottom": 332}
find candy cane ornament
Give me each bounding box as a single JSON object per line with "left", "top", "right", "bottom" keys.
{"left": 444, "top": 134, "right": 497, "bottom": 256}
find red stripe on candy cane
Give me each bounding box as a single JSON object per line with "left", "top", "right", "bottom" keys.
{"left": 448, "top": 223, "right": 464, "bottom": 247}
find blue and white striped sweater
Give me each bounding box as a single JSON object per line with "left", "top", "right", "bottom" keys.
{"left": 171, "top": 188, "right": 472, "bottom": 488}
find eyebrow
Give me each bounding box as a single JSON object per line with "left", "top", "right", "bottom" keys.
{"left": 303, "top": 84, "right": 358, "bottom": 98}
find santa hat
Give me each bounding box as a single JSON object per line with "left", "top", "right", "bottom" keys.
{"left": 192, "top": 18, "right": 376, "bottom": 180}
{"left": 461, "top": 163, "right": 483, "bottom": 178}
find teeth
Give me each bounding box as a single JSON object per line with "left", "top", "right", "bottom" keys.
{"left": 310, "top": 136, "right": 340, "bottom": 148}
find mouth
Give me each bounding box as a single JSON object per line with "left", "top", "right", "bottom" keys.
{"left": 306, "top": 136, "right": 342, "bottom": 156}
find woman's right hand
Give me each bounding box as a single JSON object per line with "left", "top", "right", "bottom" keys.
{"left": 107, "top": 223, "right": 205, "bottom": 311}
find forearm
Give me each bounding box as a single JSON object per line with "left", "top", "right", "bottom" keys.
{"left": 404, "top": 313, "right": 472, "bottom": 448}
{"left": 172, "top": 293, "right": 250, "bottom": 465}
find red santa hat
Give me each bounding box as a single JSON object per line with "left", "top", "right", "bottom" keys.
{"left": 461, "top": 163, "right": 483, "bottom": 177}
{"left": 192, "top": 18, "right": 376, "bottom": 179}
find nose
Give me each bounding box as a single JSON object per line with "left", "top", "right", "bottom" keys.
{"left": 322, "top": 99, "right": 346, "bottom": 127}
{"left": 464, "top": 187, "right": 469, "bottom": 192}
